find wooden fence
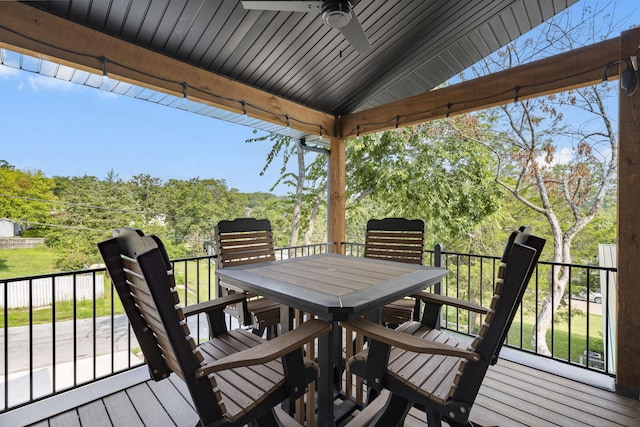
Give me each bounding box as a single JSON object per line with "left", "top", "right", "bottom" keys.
{"left": 0, "top": 238, "right": 46, "bottom": 249}
{"left": 0, "top": 274, "right": 104, "bottom": 308}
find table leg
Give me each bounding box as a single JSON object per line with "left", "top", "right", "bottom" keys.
{"left": 333, "top": 321, "right": 343, "bottom": 390}
{"left": 279, "top": 305, "right": 295, "bottom": 416}
{"left": 317, "top": 324, "right": 336, "bottom": 427}
{"left": 280, "top": 304, "right": 294, "bottom": 332}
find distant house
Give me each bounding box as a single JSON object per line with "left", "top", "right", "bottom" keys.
{"left": 0, "top": 218, "right": 21, "bottom": 238}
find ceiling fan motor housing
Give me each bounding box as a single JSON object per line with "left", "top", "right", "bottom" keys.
{"left": 322, "top": 0, "right": 353, "bottom": 28}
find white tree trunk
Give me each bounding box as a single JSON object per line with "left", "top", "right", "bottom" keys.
{"left": 533, "top": 264, "right": 569, "bottom": 355}
{"left": 289, "top": 146, "right": 305, "bottom": 250}
{"left": 304, "top": 182, "right": 326, "bottom": 245}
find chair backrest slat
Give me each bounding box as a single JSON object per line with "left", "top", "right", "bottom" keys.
{"left": 215, "top": 218, "right": 276, "bottom": 268}
{"left": 364, "top": 218, "right": 425, "bottom": 265}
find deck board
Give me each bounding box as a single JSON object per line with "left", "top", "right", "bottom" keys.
{"left": 77, "top": 400, "right": 112, "bottom": 427}
{"left": 126, "top": 383, "right": 177, "bottom": 426}
{"left": 102, "top": 388, "right": 144, "bottom": 427}
{"left": 18, "top": 357, "right": 640, "bottom": 427}
{"left": 147, "top": 375, "right": 200, "bottom": 426}
{"left": 480, "top": 376, "right": 592, "bottom": 426}
{"left": 485, "top": 360, "right": 638, "bottom": 425}
{"left": 48, "top": 409, "right": 82, "bottom": 427}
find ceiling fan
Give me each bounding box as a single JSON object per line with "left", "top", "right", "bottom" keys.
{"left": 241, "top": 1, "right": 371, "bottom": 54}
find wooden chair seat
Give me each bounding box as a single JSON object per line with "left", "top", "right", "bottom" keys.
{"left": 350, "top": 321, "right": 469, "bottom": 404}
{"left": 197, "top": 328, "right": 318, "bottom": 421}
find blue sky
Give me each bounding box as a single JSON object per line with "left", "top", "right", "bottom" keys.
{"left": 1, "top": 0, "right": 638, "bottom": 196}
{"left": 0, "top": 68, "right": 290, "bottom": 194}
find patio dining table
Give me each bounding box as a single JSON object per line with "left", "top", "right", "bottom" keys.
{"left": 215, "top": 253, "right": 448, "bottom": 427}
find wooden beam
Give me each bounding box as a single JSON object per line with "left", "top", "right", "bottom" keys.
{"left": 0, "top": 2, "right": 334, "bottom": 138}
{"left": 616, "top": 27, "right": 640, "bottom": 395}
{"left": 340, "top": 37, "right": 621, "bottom": 138}
{"left": 329, "top": 136, "right": 346, "bottom": 254}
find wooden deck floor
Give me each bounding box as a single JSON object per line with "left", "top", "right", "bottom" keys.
{"left": 5, "top": 355, "right": 638, "bottom": 427}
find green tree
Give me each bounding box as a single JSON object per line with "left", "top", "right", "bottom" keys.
{"left": 49, "top": 172, "right": 140, "bottom": 269}
{"left": 250, "top": 116, "right": 501, "bottom": 249}
{"left": 160, "top": 177, "right": 247, "bottom": 251}
{"left": 129, "top": 174, "right": 164, "bottom": 223}
{"left": 247, "top": 133, "right": 326, "bottom": 246}
{"left": 346, "top": 115, "right": 502, "bottom": 245}
{"left": 0, "top": 161, "right": 56, "bottom": 228}
{"left": 466, "top": 3, "right": 619, "bottom": 355}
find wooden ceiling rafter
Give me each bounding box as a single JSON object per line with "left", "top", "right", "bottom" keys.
{"left": 339, "top": 37, "right": 622, "bottom": 138}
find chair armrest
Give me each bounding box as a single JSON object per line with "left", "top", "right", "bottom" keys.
{"left": 196, "top": 319, "right": 331, "bottom": 377}
{"left": 339, "top": 318, "right": 479, "bottom": 361}
{"left": 182, "top": 293, "right": 246, "bottom": 317}
{"left": 412, "top": 290, "right": 491, "bottom": 314}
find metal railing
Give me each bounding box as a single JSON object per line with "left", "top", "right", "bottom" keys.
{"left": 1, "top": 240, "right": 614, "bottom": 413}
{"left": 0, "top": 243, "right": 329, "bottom": 413}
{"left": 343, "top": 241, "right": 617, "bottom": 376}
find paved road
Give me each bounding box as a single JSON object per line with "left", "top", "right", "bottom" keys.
{"left": 0, "top": 314, "right": 213, "bottom": 374}
{"left": 566, "top": 299, "right": 602, "bottom": 316}
{"left": 0, "top": 314, "right": 216, "bottom": 408}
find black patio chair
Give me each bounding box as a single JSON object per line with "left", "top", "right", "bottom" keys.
{"left": 364, "top": 217, "right": 426, "bottom": 326}
{"left": 341, "top": 226, "right": 545, "bottom": 426}
{"left": 215, "top": 218, "right": 281, "bottom": 338}
{"left": 98, "top": 228, "right": 330, "bottom": 427}
{"left": 345, "top": 217, "right": 426, "bottom": 404}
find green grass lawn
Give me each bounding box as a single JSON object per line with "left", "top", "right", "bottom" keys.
{"left": 507, "top": 311, "right": 604, "bottom": 363}
{"left": 0, "top": 246, "right": 59, "bottom": 278}
{"left": 2, "top": 280, "right": 125, "bottom": 325}
{"left": 444, "top": 308, "right": 604, "bottom": 365}
{"left": 172, "top": 260, "right": 218, "bottom": 305}
{"left": 1, "top": 256, "right": 217, "bottom": 327}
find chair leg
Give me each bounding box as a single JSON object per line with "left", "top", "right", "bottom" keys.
{"left": 369, "top": 393, "right": 412, "bottom": 427}
{"left": 425, "top": 407, "right": 442, "bottom": 427}
{"left": 252, "top": 326, "right": 266, "bottom": 337}
{"left": 268, "top": 324, "right": 278, "bottom": 339}
{"left": 253, "top": 409, "right": 280, "bottom": 427}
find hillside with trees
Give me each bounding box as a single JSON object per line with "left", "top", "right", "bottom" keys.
{"left": 0, "top": 162, "right": 293, "bottom": 270}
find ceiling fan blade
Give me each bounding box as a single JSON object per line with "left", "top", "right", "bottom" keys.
{"left": 241, "top": 1, "right": 322, "bottom": 14}
{"left": 339, "top": 14, "right": 371, "bottom": 54}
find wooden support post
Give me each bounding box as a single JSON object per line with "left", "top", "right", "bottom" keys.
{"left": 616, "top": 27, "right": 640, "bottom": 395}
{"left": 329, "top": 136, "right": 346, "bottom": 254}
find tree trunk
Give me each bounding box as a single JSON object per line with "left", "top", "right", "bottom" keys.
{"left": 532, "top": 215, "right": 575, "bottom": 355}
{"left": 289, "top": 145, "right": 305, "bottom": 252}
{"left": 532, "top": 265, "right": 569, "bottom": 355}
{"left": 304, "top": 182, "right": 326, "bottom": 245}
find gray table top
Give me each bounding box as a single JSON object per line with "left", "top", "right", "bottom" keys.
{"left": 216, "top": 253, "right": 448, "bottom": 321}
